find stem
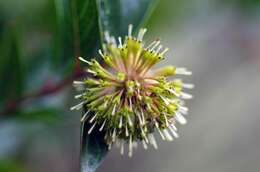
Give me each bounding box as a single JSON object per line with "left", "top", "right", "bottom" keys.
{"left": 0, "top": 69, "right": 86, "bottom": 116}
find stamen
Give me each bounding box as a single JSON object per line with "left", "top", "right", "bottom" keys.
{"left": 74, "top": 93, "right": 85, "bottom": 99}
{"left": 160, "top": 95, "right": 170, "bottom": 105}
{"left": 89, "top": 113, "right": 98, "bottom": 123}
{"left": 88, "top": 121, "right": 97, "bottom": 134}
{"left": 137, "top": 28, "right": 147, "bottom": 41}
{"left": 127, "top": 115, "right": 133, "bottom": 126}
{"left": 176, "top": 68, "right": 192, "bottom": 75}
{"left": 155, "top": 122, "right": 165, "bottom": 140}
{"left": 175, "top": 111, "right": 187, "bottom": 125}
{"left": 128, "top": 24, "right": 133, "bottom": 37}
{"left": 137, "top": 111, "right": 143, "bottom": 125}
{"left": 111, "top": 36, "right": 117, "bottom": 46}
{"left": 180, "top": 92, "right": 193, "bottom": 99}
{"left": 155, "top": 45, "right": 163, "bottom": 54}
{"left": 120, "top": 141, "right": 124, "bottom": 155}
{"left": 98, "top": 49, "right": 104, "bottom": 58}
{"left": 160, "top": 48, "right": 169, "bottom": 55}
{"left": 118, "top": 37, "right": 123, "bottom": 48}
{"left": 99, "top": 119, "right": 107, "bottom": 131}
{"left": 87, "top": 69, "right": 96, "bottom": 75}
{"left": 164, "top": 113, "right": 169, "bottom": 127}
{"left": 163, "top": 129, "right": 173, "bottom": 141}
{"left": 129, "top": 98, "right": 133, "bottom": 111}
{"left": 119, "top": 116, "right": 123, "bottom": 128}
{"left": 112, "top": 128, "right": 116, "bottom": 142}
{"left": 78, "top": 57, "right": 91, "bottom": 65}
{"left": 170, "top": 123, "right": 178, "bottom": 131}
{"left": 140, "top": 109, "right": 145, "bottom": 125}
{"left": 157, "top": 128, "right": 165, "bottom": 140}
{"left": 168, "top": 126, "right": 179, "bottom": 138}
{"left": 144, "top": 78, "right": 159, "bottom": 84}
{"left": 146, "top": 41, "right": 157, "bottom": 49}
{"left": 167, "top": 88, "right": 180, "bottom": 97}
{"left": 141, "top": 127, "right": 148, "bottom": 143}
{"left": 112, "top": 104, "right": 117, "bottom": 116}
{"left": 80, "top": 109, "right": 90, "bottom": 122}
{"left": 178, "top": 106, "right": 189, "bottom": 115}
{"left": 148, "top": 134, "right": 158, "bottom": 149}
{"left": 73, "top": 81, "right": 84, "bottom": 85}
{"left": 125, "top": 125, "right": 129, "bottom": 136}
{"left": 108, "top": 142, "right": 112, "bottom": 150}
{"left": 142, "top": 140, "right": 148, "bottom": 150}
{"left": 73, "top": 84, "right": 84, "bottom": 91}
{"left": 150, "top": 41, "right": 160, "bottom": 51}
{"left": 128, "top": 135, "right": 133, "bottom": 157}
{"left": 182, "top": 83, "right": 194, "bottom": 89}
{"left": 70, "top": 102, "right": 84, "bottom": 111}
{"left": 104, "top": 31, "right": 111, "bottom": 43}
{"left": 144, "top": 125, "right": 148, "bottom": 132}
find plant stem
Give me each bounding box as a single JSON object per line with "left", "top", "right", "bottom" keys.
{"left": 0, "top": 69, "right": 85, "bottom": 116}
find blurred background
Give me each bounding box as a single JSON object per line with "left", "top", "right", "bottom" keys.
{"left": 1, "top": 0, "right": 260, "bottom": 172}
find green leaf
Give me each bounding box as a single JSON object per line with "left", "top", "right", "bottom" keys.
{"left": 52, "top": 0, "right": 74, "bottom": 69}
{"left": 80, "top": 119, "right": 108, "bottom": 172}
{"left": 0, "top": 27, "right": 24, "bottom": 107}
{"left": 53, "top": 0, "right": 101, "bottom": 72}
{"left": 76, "top": 0, "right": 101, "bottom": 60}
{"left": 96, "top": 0, "right": 159, "bottom": 37}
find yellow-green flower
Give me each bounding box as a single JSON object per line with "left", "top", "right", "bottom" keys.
{"left": 71, "top": 25, "right": 193, "bottom": 157}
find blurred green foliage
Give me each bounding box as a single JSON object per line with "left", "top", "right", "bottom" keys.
{"left": 0, "top": 160, "right": 27, "bottom": 172}
{"left": 216, "top": 0, "right": 260, "bottom": 14}
{"left": 16, "top": 108, "right": 62, "bottom": 124}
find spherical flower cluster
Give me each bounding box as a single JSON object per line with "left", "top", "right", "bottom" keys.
{"left": 71, "top": 25, "right": 193, "bottom": 157}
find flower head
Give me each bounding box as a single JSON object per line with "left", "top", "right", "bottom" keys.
{"left": 71, "top": 25, "right": 193, "bottom": 157}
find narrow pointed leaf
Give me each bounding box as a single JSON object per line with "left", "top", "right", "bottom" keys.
{"left": 80, "top": 119, "right": 108, "bottom": 172}
{"left": 53, "top": 0, "right": 101, "bottom": 71}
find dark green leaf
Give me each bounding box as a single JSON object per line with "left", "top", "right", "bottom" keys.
{"left": 76, "top": 0, "right": 101, "bottom": 60}
{"left": 0, "top": 27, "right": 24, "bottom": 107}
{"left": 53, "top": 0, "right": 101, "bottom": 72}
{"left": 80, "top": 119, "right": 108, "bottom": 172}
{"left": 96, "top": 0, "right": 159, "bottom": 37}
{"left": 52, "top": 0, "right": 74, "bottom": 69}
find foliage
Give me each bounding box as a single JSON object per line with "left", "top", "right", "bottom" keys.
{"left": 0, "top": 160, "right": 27, "bottom": 172}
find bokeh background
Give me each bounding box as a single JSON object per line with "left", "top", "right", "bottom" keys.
{"left": 1, "top": 0, "right": 260, "bottom": 172}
